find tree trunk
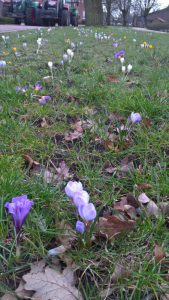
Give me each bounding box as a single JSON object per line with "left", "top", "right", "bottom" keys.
{"left": 106, "top": 0, "right": 112, "bottom": 25}
{"left": 84, "top": 0, "right": 103, "bottom": 26}
{"left": 122, "top": 10, "right": 127, "bottom": 26}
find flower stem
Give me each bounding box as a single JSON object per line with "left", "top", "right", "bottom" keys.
{"left": 16, "top": 231, "right": 21, "bottom": 261}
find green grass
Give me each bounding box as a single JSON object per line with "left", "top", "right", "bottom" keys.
{"left": 0, "top": 26, "right": 169, "bottom": 299}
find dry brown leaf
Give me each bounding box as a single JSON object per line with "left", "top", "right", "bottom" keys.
{"left": 57, "top": 222, "right": 76, "bottom": 250}
{"left": 15, "top": 280, "right": 33, "bottom": 299}
{"left": 146, "top": 200, "right": 159, "bottom": 217}
{"left": 71, "top": 121, "right": 83, "bottom": 133}
{"left": 64, "top": 130, "right": 83, "bottom": 141}
{"left": 159, "top": 202, "right": 169, "bottom": 215}
{"left": 43, "top": 169, "right": 57, "bottom": 183}
{"left": 108, "top": 112, "right": 125, "bottom": 122}
{"left": 154, "top": 244, "right": 165, "bottom": 263}
{"left": 98, "top": 215, "right": 135, "bottom": 239}
{"left": 111, "top": 263, "right": 130, "bottom": 283}
{"left": 135, "top": 183, "right": 152, "bottom": 190}
{"left": 56, "top": 161, "right": 71, "bottom": 182}
{"left": 124, "top": 205, "right": 137, "bottom": 220}
{"left": 113, "top": 198, "right": 128, "bottom": 211}
{"left": 41, "top": 117, "right": 49, "bottom": 128}
{"left": 138, "top": 193, "right": 150, "bottom": 204}
{"left": 23, "top": 265, "right": 83, "bottom": 300}
{"left": 23, "top": 154, "right": 40, "bottom": 170}
{"left": 107, "top": 75, "right": 119, "bottom": 83}
{"left": 142, "top": 117, "right": 152, "bottom": 128}
{"left": 104, "top": 161, "right": 117, "bottom": 174}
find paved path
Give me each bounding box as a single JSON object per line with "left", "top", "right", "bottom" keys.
{"left": 132, "top": 27, "right": 167, "bottom": 34}
{"left": 0, "top": 25, "right": 41, "bottom": 33}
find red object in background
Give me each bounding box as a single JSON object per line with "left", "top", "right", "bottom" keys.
{"left": 77, "top": 0, "right": 85, "bottom": 23}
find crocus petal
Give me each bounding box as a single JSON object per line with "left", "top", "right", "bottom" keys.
{"left": 73, "top": 190, "right": 89, "bottom": 207}
{"left": 76, "top": 221, "right": 85, "bottom": 234}
{"left": 78, "top": 203, "right": 96, "bottom": 222}
{"left": 65, "top": 181, "right": 83, "bottom": 198}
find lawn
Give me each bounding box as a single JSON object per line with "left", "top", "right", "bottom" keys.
{"left": 0, "top": 26, "right": 169, "bottom": 300}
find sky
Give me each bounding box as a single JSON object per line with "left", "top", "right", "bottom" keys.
{"left": 159, "top": 0, "right": 169, "bottom": 8}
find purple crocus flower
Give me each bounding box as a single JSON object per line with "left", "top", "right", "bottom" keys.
{"left": 76, "top": 220, "right": 85, "bottom": 234}
{"left": 65, "top": 181, "right": 83, "bottom": 199}
{"left": 73, "top": 190, "right": 89, "bottom": 207}
{"left": 114, "top": 50, "right": 125, "bottom": 60}
{"left": 34, "top": 82, "right": 43, "bottom": 91}
{"left": 78, "top": 203, "right": 96, "bottom": 222}
{"left": 39, "top": 95, "right": 51, "bottom": 105}
{"left": 112, "top": 42, "right": 118, "bottom": 48}
{"left": 130, "top": 112, "right": 142, "bottom": 123}
{"left": 4, "top": 195, "right": 33, "bottom": 233}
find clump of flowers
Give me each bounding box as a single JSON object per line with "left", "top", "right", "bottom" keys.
{"left": 114, "top": 50, "right": 125, "bottom": 60}
{"left": 4, "top": 195, "right": 33, "bottom": 258}
{"left": 39, "top": 95, "right": 51, "bottom": 105}
{"left": 140, "top": 41, "right": 153, "bottom": 49}
{"left": 16, "top": 86, "right": 28, "bottom": 93}
{"left": 121, "top": 64, "right": 132, "bottom": 75}
{"left": 65, "top": 181, "right": 97, "bottom": 238}
{"left": 34, "top": 82, "right": 43, "bottom": 91}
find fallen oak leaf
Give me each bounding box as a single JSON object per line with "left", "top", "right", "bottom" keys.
{"left": 97, "top": 215, "right": 135, "bottom": 239}
{"left": 22, "top": 265, "right": 83, "bottom": 300}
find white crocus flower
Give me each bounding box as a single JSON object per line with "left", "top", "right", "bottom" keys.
{"left": 127, "top": 64, "right": 133, "bottom": 73}
{"left": 122, "top": 66, "right": 126, "bottom": 73}
{"left": 48, "top": 61, "right": 53, "bottom": 70}
{"left": 120, "top": 57, "right": 124, "bottom": 64}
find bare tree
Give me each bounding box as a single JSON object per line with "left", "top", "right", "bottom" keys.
{"left": 84, "top": 0, "right": 103, "bottom": 26}
{"left": 139, "top": 0, "right": 159, "bottom": 26}
{"left": 117, "top": 0, "right": 132, "bottom": 26}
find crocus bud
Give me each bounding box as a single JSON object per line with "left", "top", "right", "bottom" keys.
{"left": 65, "top": 181, "right": 83, "bottom": 199}
{"left": 73, "top": 190, "right": 89, "bottom": 207}
{"left": 120, "top": 57, "right": 124, "bottom": 64}
{"left": 127, "top": 64, "right": 132, "bottom": 73}
{"left": 76, "top": 221, "right": 85, "bottom": 234}
{"left": 22, "top": 42, "right": 27, "bottom": 48}
{"left": 78, "top": 203, "right": 97, "bottom": 222}
{"left": 122, "top": 66, "right": 126, "bottom": 73}
{"left": 48, "top": 61, "right": 53, "bottom": 69}
{"left": 63, "top": 53, "right": 68, "bottom": 61}
{"left": 130, "top": 112, "right": 142, "bottom": 123}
